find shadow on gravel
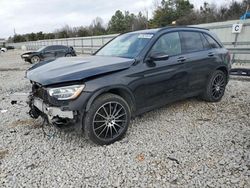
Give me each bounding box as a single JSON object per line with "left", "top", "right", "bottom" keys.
{"left": 27, "top": 118, "right": 90, "bottom": 147}
{"left": 7, "top": 116, "right": 92, "bottom": 147}
{"left": 10, "top": 119, "right": 42, "bottom": 129}
{"left": 40, "top": 122, "right": 89, "bottom": 147}
{"left": 0, "top": 68, "right": 26, "bottom": 71}
{"left": 136, "top": 97, "right": 201, "bottom": 120}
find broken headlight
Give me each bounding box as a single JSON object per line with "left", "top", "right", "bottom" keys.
{"left": 48, "top": 85, "right": 85, "bottom": 100}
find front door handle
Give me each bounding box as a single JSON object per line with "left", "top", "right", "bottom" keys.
{"left": 177, "top": 57, "right": 186, "bottom": 62}
{"left": 208, "top": 52, "right": 214, "bottom": 57}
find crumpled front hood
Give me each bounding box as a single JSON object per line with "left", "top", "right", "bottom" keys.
{"left": 26, "top": 56, "right": 134, "bottom": 86}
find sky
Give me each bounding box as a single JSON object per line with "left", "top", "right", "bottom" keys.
{"left": 0, "top": 0, "right": 243, "bottom": 38}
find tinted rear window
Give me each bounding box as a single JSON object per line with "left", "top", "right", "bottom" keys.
{"left": 200, "top": 33, "right": 211, "bottom": 49}
{"left": 45, "top": 46, "right": 57, "bottom": 51}
{"left": 179, "top": 31, "right": 203, "bottom": 53}
{"left": 46, "top": 45, "right": 66, "bottom": 51}
{"left": 56, "top": 45, "right": 67, "bottom": 50}
{"left": 204, "top": 34, "right": 221, "bottom": 49}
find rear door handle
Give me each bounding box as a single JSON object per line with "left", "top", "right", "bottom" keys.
{"left": 177, "top": 57, "right": 186, "bottom": 62}
{"left": 208, "top": 52, "right": 214, "bottom": 57}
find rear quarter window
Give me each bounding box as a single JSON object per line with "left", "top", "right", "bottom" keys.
{"left": 203, "top": 34, "right": 221, "bottom": 49}
{"left": 54, "top": 45, "right": 66, "bottom": 50}
{"left": 200, "top": 33, "right": 211, "bottom": 49}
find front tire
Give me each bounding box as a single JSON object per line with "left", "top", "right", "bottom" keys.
{"left": 202, "top": 70, "right": 227, "bottom": 102}
{"left": 84, "top": 93, "right": 131, "bottom": 145}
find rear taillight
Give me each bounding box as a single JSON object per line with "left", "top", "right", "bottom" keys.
{"left": 226, "top": 51, "right": 231, "bottom": 64}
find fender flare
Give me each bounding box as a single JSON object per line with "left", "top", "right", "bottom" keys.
{"left": 85, "top": 85, "right": 136, "bottom": 112}
{"left": 214, "top": 65, "right": 230, "bottom": 82}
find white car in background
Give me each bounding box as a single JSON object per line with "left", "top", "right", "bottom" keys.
{"left": 1, "top": 47, "right": 7, "bottom": 52}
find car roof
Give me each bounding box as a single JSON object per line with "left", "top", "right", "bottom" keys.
{"left": 127, "top": 28, "right": 161, "bottom": 34}
{"left": 49, "top": 44, "right": 67, "bottom": 47}
{"left": 127, "top": 26, "right": 208, "bottom": 34}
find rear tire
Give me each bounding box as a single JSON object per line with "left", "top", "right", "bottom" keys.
{"left": 84, "top": 93, "right": 131, "bottom": 145}
{"left": 65, "top": 53, "right": 72, "bottom": 57}
{"left": 30, "top": 56, "right": 40, "bottom": 64}
{"left": 201, "top": 70, "right": 227, "bottom": 102}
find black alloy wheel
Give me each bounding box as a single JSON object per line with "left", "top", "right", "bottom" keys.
{"left": 84, "top": 93, "right": 131, "bottom": 145}
{"left": 93, "top": 101, "right": 127, "bottom": 140}
{"left": 30, "top": 56, "right": 40, "bottom": 64}
{"left": 202, "top": 70, "right": 227, "bottom": 102}
{"left": 65, "top": 53, "right": 72, "bottom": 57}
{"left": 211, "top": 73, "right": 226, "bottom": 100}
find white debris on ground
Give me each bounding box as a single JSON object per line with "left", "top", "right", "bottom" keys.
{"left": 0, "top": 50, "right": 249, "bottom": 187}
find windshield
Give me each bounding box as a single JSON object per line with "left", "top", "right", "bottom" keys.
{"left": 36, "top": 46, "right": 46, "bottom": 52}
{"left": 95, "top": 33, "right": 154, "bottom": 58}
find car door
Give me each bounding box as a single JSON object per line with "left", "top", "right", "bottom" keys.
{"left": 55, "top": 46, "right": 67, "bottom": 58}
{"left": 42, "top": 46, "right": 56, "bottom": 60}
{"left": 179, "top": 31, "right": 215, "bottom": 93}
{"left": 133, "top": 32, "right": 189, "bottom": 110}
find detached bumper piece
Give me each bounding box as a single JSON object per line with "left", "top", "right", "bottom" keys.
{"left": 30, "top": 98, "right": 74, "bottom": 126}
{"left": 230, "top": 68, "right": 250, "bottom": 77}
{"left": 33, "top": 98, "right": 73, "bottom": 119}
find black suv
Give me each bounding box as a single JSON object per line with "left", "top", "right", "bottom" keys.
{"left": 27, "top": 27, "right": 231, "bottom": 145}
{"left": 21, "top": 45, "right": 76, "bottom": 64}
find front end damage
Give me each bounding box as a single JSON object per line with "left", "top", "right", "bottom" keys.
{"left": 27, "top": 83, "right": 82, "bottom": 128}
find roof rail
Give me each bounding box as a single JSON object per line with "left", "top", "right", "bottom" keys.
{"left": 159, "top": 26, "right": 209, "bottom": 31}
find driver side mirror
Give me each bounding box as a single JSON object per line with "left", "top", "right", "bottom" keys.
{"left": 147, "top": 52, "right": 169, "bottom": 62}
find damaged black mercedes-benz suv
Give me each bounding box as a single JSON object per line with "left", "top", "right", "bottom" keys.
{"left": 26, "top": 27, "right": 231, "bottom": 145}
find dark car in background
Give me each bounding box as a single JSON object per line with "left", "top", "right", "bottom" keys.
{"left": 27, "top": 27, "right": 231, "bottom": 145}
{"left": 6, "top": 46, "right": 15, "bottom": 50}
{"left": 21, "top": 45, "right": 76, "bottom": 64}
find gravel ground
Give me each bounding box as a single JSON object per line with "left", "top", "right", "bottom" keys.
{"left": 0, "top": 50, "right": 250, "bottom": 187}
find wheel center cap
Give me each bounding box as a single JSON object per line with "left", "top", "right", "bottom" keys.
{"left": 216, "top": 85, "right": 220, "bottom": 91}
{"left": 107, "top": 120, "right": 115, "bottom": 127}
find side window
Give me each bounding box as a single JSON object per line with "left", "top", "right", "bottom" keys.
{"left": 204, "top": 34, "right": 221, "bottom": 49}
{"left": 57, "top": 46, "right": 67, "bottom": 50}
{"left": 151, "top": 32, "right": 181, "bottom": 56}
{"left": 45, "top": 46, "right": 56, "bottom": 51}
{"left": 43, "top": 46, "right": 49, "bottom": 51}
{"left": 179, "top": 31, "right": 203, "bottom": 53}
{"left": 53, "top": 45, "right": 61, "bottom": 50}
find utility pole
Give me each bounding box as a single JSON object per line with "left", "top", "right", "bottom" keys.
{"left": 244, "top": 5, "right": 249, "bottom": 19}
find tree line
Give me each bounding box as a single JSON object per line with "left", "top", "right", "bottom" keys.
{"left": 8, "top": 0, "right": 250, "bottom": 43}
